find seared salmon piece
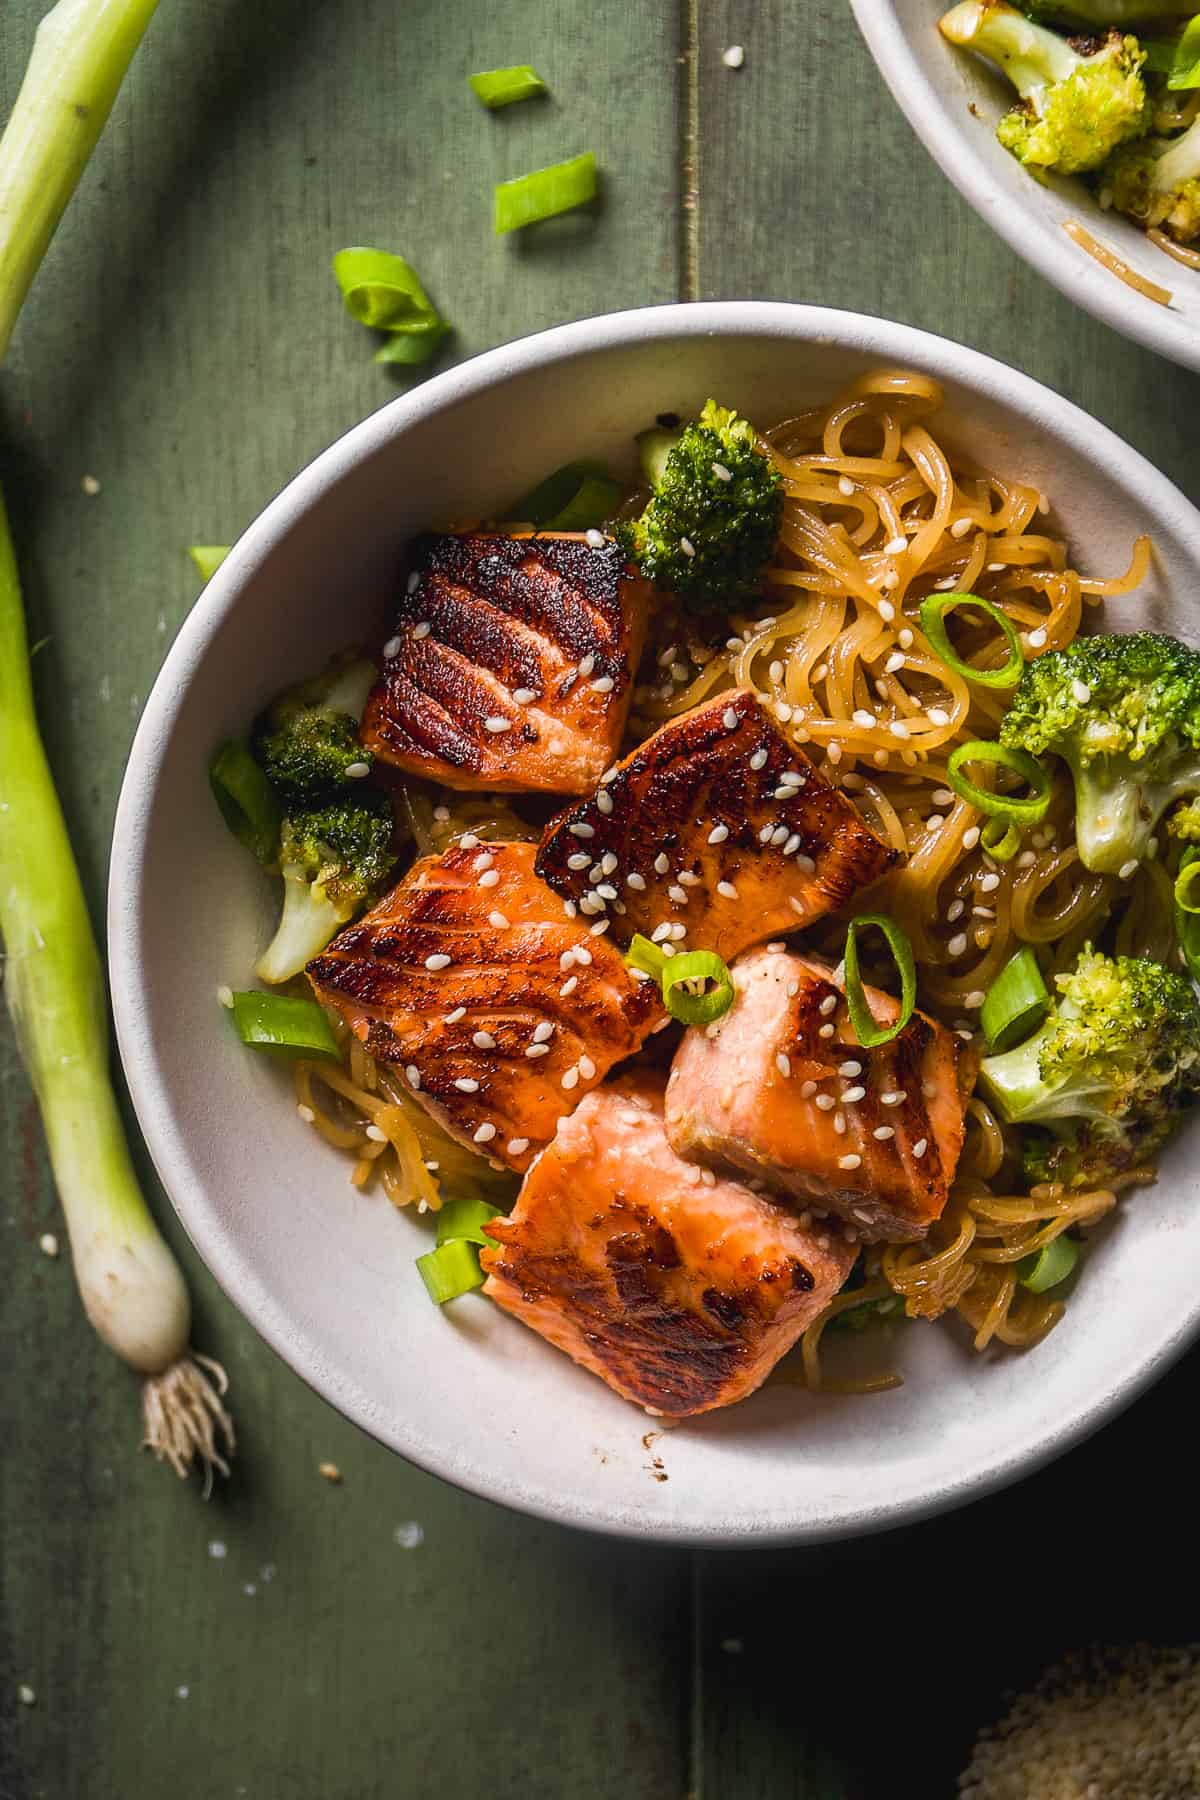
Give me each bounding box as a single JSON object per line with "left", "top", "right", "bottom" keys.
{"left": 481, "top": 1073, "right": 855, "bottom": 1417}
{"left": 360, "top": 532, "right": 650, "bottom": 796}
{"left": 665, "top": 946, "right": 975, "bottom": 1243}
{"left": 306, "top": 841, "right": 662, "bottom": 1173}
{"left": 535, "top": 689, "right": 895, "bottom": 962}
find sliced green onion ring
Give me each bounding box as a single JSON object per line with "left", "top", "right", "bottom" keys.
{"left": 980, "top": 816, "right": 1021, "bottom": 862}
{"left": 469, "top": 65, "right": 548, "bottom": 107}
{"left": 332, "top": 246, "right": 435, "bottom": 329}
{"left": 188, "top": 545, "right": 230, "bottom": 583}
{"left": 919, "top": 592, "right": 1024, "bottom": 690}
{"left": 494, "top": 152, "right": 597, "bottom": 234}
{"left": 1175, "top": 849, "right": 1200, "bottom": 983}
{"left": 1017, "top": 1234, "right": 1079, "bottom": 1294}
{"left": 843, "top": 914, "right": 917, "bottom": 1050}
{"left": 980, "top": 947, "right": 1050, "bottom": 1054}
{"left": 417, "top": 1239, "right": 485, "bottom": 1304}
{"left": 209, "top": 742, "right": 282, "bottom": 863}
{"left": 946, "top": 740, "right": 1052, "bottom": 825}
{"left": 660, "top": 950, "right": 736, "bottom": 1026}
{"left": 229, "top": 991, "right": 340, "bottom": 1059}
{"left": 436, "top": 1197, "right": 503, "bottom": 1248}
{"left": 1175, "top": 858, "right": 1200, "bottom": 918}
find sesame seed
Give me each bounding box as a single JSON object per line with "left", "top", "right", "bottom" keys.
{"left": 852, "top": 709, "right": 875, "bottom": 729}
{"left": 880, "top": 1090, "right": 906, "bottom": 1106}
{"left": 708, "top": 823, "right": 730, "bottom": 845}
{"left": 596, "top": 882, "right": 618, "bottom": 900}
{"left": 749, "top": 747, "right": 769, "bottom": 772}
{"left": 383, "top": 634, "right": 402, "bottom": 658}
{"left": 474, "top": 852, "right": 494, "bottom": 871}
{"left": 768, "top": 659, "right": 784, "bottom": 684}
{"left": 931, "top": 788, "right": 955, "bottom": 807}
{"left": 799, "top": 1080, "right": 818, "bottom": 1100}
{"left": 591, "top": 675, "right": 615, "bottom": 695}
{"left": 948, "top": 932, "right": 968, "bottom": 957}
{"left": 819, "top": 994, "right": 838, "bottom": 1017}
{"left": 412, "top": 620, "right": 433, "bottom": 640}
{"left": 1118, "top": 857, "right": 1140, "bottom": 880}
{"left": 568, "top": 852, "right": 591, "bottom": 871}
{"left": 934, "top": 575, "right": 957, "bottom": 591}
{"left": 1027, "top": 627, "right": 1047, "bottom": 649}
{"left": 216, "top": 984, "right": 234, "bottom": 1009}
{"left": 585, "top": 527, "right": 606, "bottom": 548}
{"left": 406, "top": 1065, "right": 422, "bottom": 1089}
{"left": 679, "top": 536, "right": 696, "bottom": 559}
{"left": 726, "top": 636, "right": 744, "bottom": 652}
{"left": 460, "top": 833, "right": 480, "bottom": 849}
{"left": 596, "top": 789, "right": 614, "bottom": 815}
{"left": 407, "top": 571, "right": 421, "bottom": 594}
{"left": 838, "top": 1154, "right": 862, "bottom": 1171}
{"left": 576, "top": 654, "right": 596, "bottom": 679}
{"left": 433, "top": 804, "right": 451, "bottom": 822}
{"left": 963, "top": 826, "right": 981, "bottom": 850}
{"left": 781, "top": 832, "right": 800, "bottom": 856}
{"left": 525, "top": 1043, "right": 550, "bottom": 1059}
{"left": 297, "top": 1103, "right": 317, "bottom": 1126}
{"left": 873, "top": 1125, "right": 895, "bottom": 1141}
{"left": 508, "top": 1138, "right": 530, "bottom": 1155}
{"left": 980, "top": 872, "right": 1001, "bottom": 893}
{"left": 965, "top": 990, "right": 986, "bottom": 1008}
{"left": 654, "top": 852, "right": 670, "bottom": 875}
{"left": 927, "top": 708, "right": 951, "bottom": 727}
{"left": 775, "top": 701, "right": 793, "bottom": 723}
{"left": 884, "top": 535, "right": 908, "bottom": 557}
{"left": 898, "top": 628, "right": 913, "bottom": 649}
{"left": 950, "top": 517, "right": 972, "bottom": 539}
{"left": 913, "top": 1138, "right": 927, "bottom": 1158}
{"left": 827, "top": 742, "right": 843, "bottom": 765}
{"left": 474, "top": 1122, "right": 497, "bottom": 1144}
{"left": 678, "top": 869, "right": 700, "bottom": 886}
{"left": 722, "top": 42, "right": 745, "bottom": 67}
{"left": 479, "top": 869, "right": 500, "bottom": 888}
{"left": 926, "top": 815, "right": 945, "bottom": 833}
{"left": 1071, "top": 678, "right": 1092, "bottom": 704}
{"left": 889, "top": 720, "right": 910, "bottom": 739}
{"left": 344, "top": 760, "right": 371, "bottom": 780}
{"left": 796, "top": 852, "right": 817, "bottom": 874}
{"left": 626, "top": 872, "right": 647, "bottom": 891}
{"left": 1016, "top": 849, "right": 1037, "bottom": 868}
{"left": 813, "top": 662, "right": 828, "bottom": 682}
{"left": 878, "top": 599, "right": 896, "bottom": 622}
{"left": 833, "top": 1113, "right": 847, "bottom": 1134}
{"left": 815, "top": 1093, "right": 836, "bottom": 1111}
{"left": 722, "top": 707, "right": 739, "bottom": 730}
{"left": 472, "top": 1031, "right": 497, "bottom": 1050}
{"left": 574, "top": 946, "right": 593, "bottom": 965}
{"left": 717, "top": 880, "right": 738, "bottom": 900}
{"left": 819, "top": 1022, "right": 836, "bottom": 1039}
{"left": 425, "top": 953, "right": 451, "bottom": 971}
{"left": 842, "top": 1085, "right": 866, "bottom": 1104}
{"left": 775, "top": 1053, "right": 791, "bottom": 1078}
{"left": 838, "top": 476, "right": 855, "bottom": 497}
{"left": 484, "top": 717, "right": 511, "bottom": 734}
{"left": 668, "top": 884, "right": 688, "bottom": 904}
{"left": 568, "top": 822, "right": 595, "bottom": 839}
{"left": 838, "top": 1060, "right": 862, "bottom": 1077}
{"left": 559, "top": 975, "right": 579, "bottom": 998}
{"left": 454, "top": 1078, "right": 480, "bottom": 1093}
{"left": 579, "top": 1054, "right": 596, "bottom": 1079}
{"left": 562, "top": 1067, "right": 580, "bottom": 1090}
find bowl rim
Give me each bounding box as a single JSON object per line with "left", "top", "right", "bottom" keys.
{"left": 109, "top": 299, "right": 1200, "bottom": 1545}
{"left": 848, "top": 0, "right": 1200, "bottom": 376}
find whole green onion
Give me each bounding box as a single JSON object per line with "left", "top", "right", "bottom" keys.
{"left": 188, "top": 545, "right": 231, "bottom": 583}
{"left": 946, "top": 740, "right": 1052, "bottom": 825}
{"left": 843, "top": 914, "right": 917, "bottom": 1049}
{"left": 0, "top": 0, "right": 234, "bottom": 1486}
{"left": 1017, "top": 1234, "right": 1079, "bottom": 1294}
{"left": 228, "top": 991, "right": 340, "bottom": 1060}
{"left": 980, "top": 816, "right": 1021, "bottom": 863}
{"left": 417, "top": 1238, "right": 486, "bottom": 1304}
{"left": 209, "top": 742, "right": 281, "bottom": 864}
{"left": 494, "top": 152, "right": 598, "bottom": 234}
{"left": 980, "top": 947, "right": 1050, "bottom": 1054}
{"left": 469, "top": 65, "right": 548, "bottom": 108}
{"left": 660, "top": 950, "right": 736, "bottom": 1026}
{"left": 919, "top": 592, "right": 1025, "bottom": 690}
{"left": 436, "top": 1197, "right": 503, "bottom": 1249}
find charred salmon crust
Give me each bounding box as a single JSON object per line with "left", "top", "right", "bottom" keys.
{"left": 481, "top": 1074, "right": 856, "bottom": 1417}
{"left": 664, "top": 946, "right": 976, "bottom": 1243}
{"left": 535, "top": 689, "right": 896, "bottom": 961}
{"left": 306, "top": 841, "right": 662, "bottom": 1173}
{"left": 360, "top": 532, "right": 650, "bottom": 796}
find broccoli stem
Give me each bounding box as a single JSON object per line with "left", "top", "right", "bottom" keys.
{"left": 0, "top": 0, "right": 161, "bottom": 365}
{"left": 940, "top": 2, "right": 1084, "bottom": 98}
{"left": 1072, "top": 752, "right": 1200, "bottom": 873}
{"left": 255, "top": 871, "right": 347, "bottom": 986}
{"left": 1155, "top": 114, "right": 1200, "bottom": 196}
{"left": 977, "top": 1027, "right": 1056, "bottom": 1123}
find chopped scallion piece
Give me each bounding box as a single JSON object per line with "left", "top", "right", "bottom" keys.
{"left": 208, "top": 742, "right": 281, "bottom": 864}
{"left": 980, "top": 816, "right": 1021, "bottom": 862}
{"left": 1168, "top": 14, "right": 1200, "bottom": 88}
{"left": 1176, "top": 849, "right": 1200, "bottom": 985}
{"left": 229, "top": 991, "right": 340, "bottom": 1060}
{"left": 660, "top": 950, "right": 736, "bottom": 1025}
{"left": 1175, "top": 857, "right": 1200, "bottom": 918}
{"left": 332, "top": 246, "right": 435, "bottom": 329}
{"left": 981, "top": 947, "right": 1050, "bottom": 1054}
{"left": 544, "top": 473, "right": 623, "bottom": 532}
{"left": 510, "top": 460, "right": 615, "bottom": 527}
{"left": 436, "top": 1197, "right": 503, "bottom": 1248}
{"left": 946, "top": 740, "right": 1052, "bottom": 825}
{"left": 469, "top": 65, "right": 548, "bottom": 108}
{"left": 188, "top": 545, "right": 230, "bottom": 583}
{"left": 919, "top": 592, "right": 1024, "bottom": 689}
{"left": 1017, "top": 1234, "right": 1079, "bottom": 1294}
{"left": 494, "top": 152, "right": 597, "bottom": 233}
{"left": 843, "top": 914, "right": 917, "bottom": 1050}
{"left": 417, "top": 1238, "right": 485, "bottom": 1304}
{"left": 373, "top": 319, "right": 451, "bottom": 366}
{"left": 624, "top": 933, "right": 668, "bottom": 984}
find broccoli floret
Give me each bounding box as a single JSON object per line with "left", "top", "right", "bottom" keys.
{"left": 255, "top": 793, "right": 396, "bottom": 984}
{"left": 1000, "top": 632, "right": 1200, "bottom": 874}
{"left": 1105, "top": 114, "right": 1200, "bottom": 245}
{"left": 978, "top": 945, "right": 1200, "bottom": 1188}
{"left": 252, "top": 657, "right": 377, "bottom": 802}
{"left": 1168, "top": 796, "right": 1200, "bottom": 843}
{"left": 615, "top": 399, "right": 783, "bottom": 609}
{"left": 940, "top": 2, "right": 1150, "bottom": 174}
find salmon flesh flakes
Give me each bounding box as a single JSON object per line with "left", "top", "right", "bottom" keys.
{"left": 360, "top": 532, "right": 650, "bottom": 797}
{"left": 306, "top": 841, "right": 662, "bottom": 1172}
{"left": 535, "top": 689, "right": 895, "bottom": 962}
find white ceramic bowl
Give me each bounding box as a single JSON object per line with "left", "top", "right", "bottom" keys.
{"left": 110, "top": 302, "right": 1200, "bottom": 1544}
{"left": 850, "top": 1, "right": 1200, "bottom": 373}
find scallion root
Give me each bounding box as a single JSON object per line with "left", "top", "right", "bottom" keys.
{"left": 142, "top": 1354, "right": 235, "bottom": 1497}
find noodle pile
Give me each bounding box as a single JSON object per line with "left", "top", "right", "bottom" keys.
{"left": 296, "top": 368, "right": 1163, "bottom": 1389}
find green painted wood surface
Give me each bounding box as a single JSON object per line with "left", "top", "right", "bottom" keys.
{"left": 1, "top": 2, "right": 1199, "bottom": 1796}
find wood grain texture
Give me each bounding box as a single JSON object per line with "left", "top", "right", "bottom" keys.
{"left": 0, "top": 3, "right": 686, "bottom": 1797}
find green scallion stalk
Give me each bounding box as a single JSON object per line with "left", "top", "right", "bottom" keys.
{"left": 494, "top": 152, "right": 598, "bottom": 233}
{"left": 0, "top": 0, "right": 233, "bottom": 1485}
{"left": 1017, "top": 1234, "right": 1079, "bottom": 1294}
{"left": 469, "top": 65, "right": 548, "bottom": 108}
{"left": 417, "top": 1238, "right": 486, "bottom": 1304}
{"left": 436, "top": 1197, "right": 503, "bottom": 1248}
{"left": 843, "top": 914, "right": 917, "bottom": 1049}
{"left": 919, "top": 592, "right": 1025, "bottom": 690}
{"left": 229, "top": 991, "right": 341, "bottom": 1060}
{"left": 980, "top": 947, "right": 1050, "bottom": 1054}
{"left": 209, "top": 742, "right": 281, "bottom": 864}
{"left": 946, "top": 739, "right": 1052, "bottom": 825}
{"left": 0, "top": 0, "right": 162, "bottom": 363}
{"left": 188, "top": 545, "right": 230, "bottom": 583}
